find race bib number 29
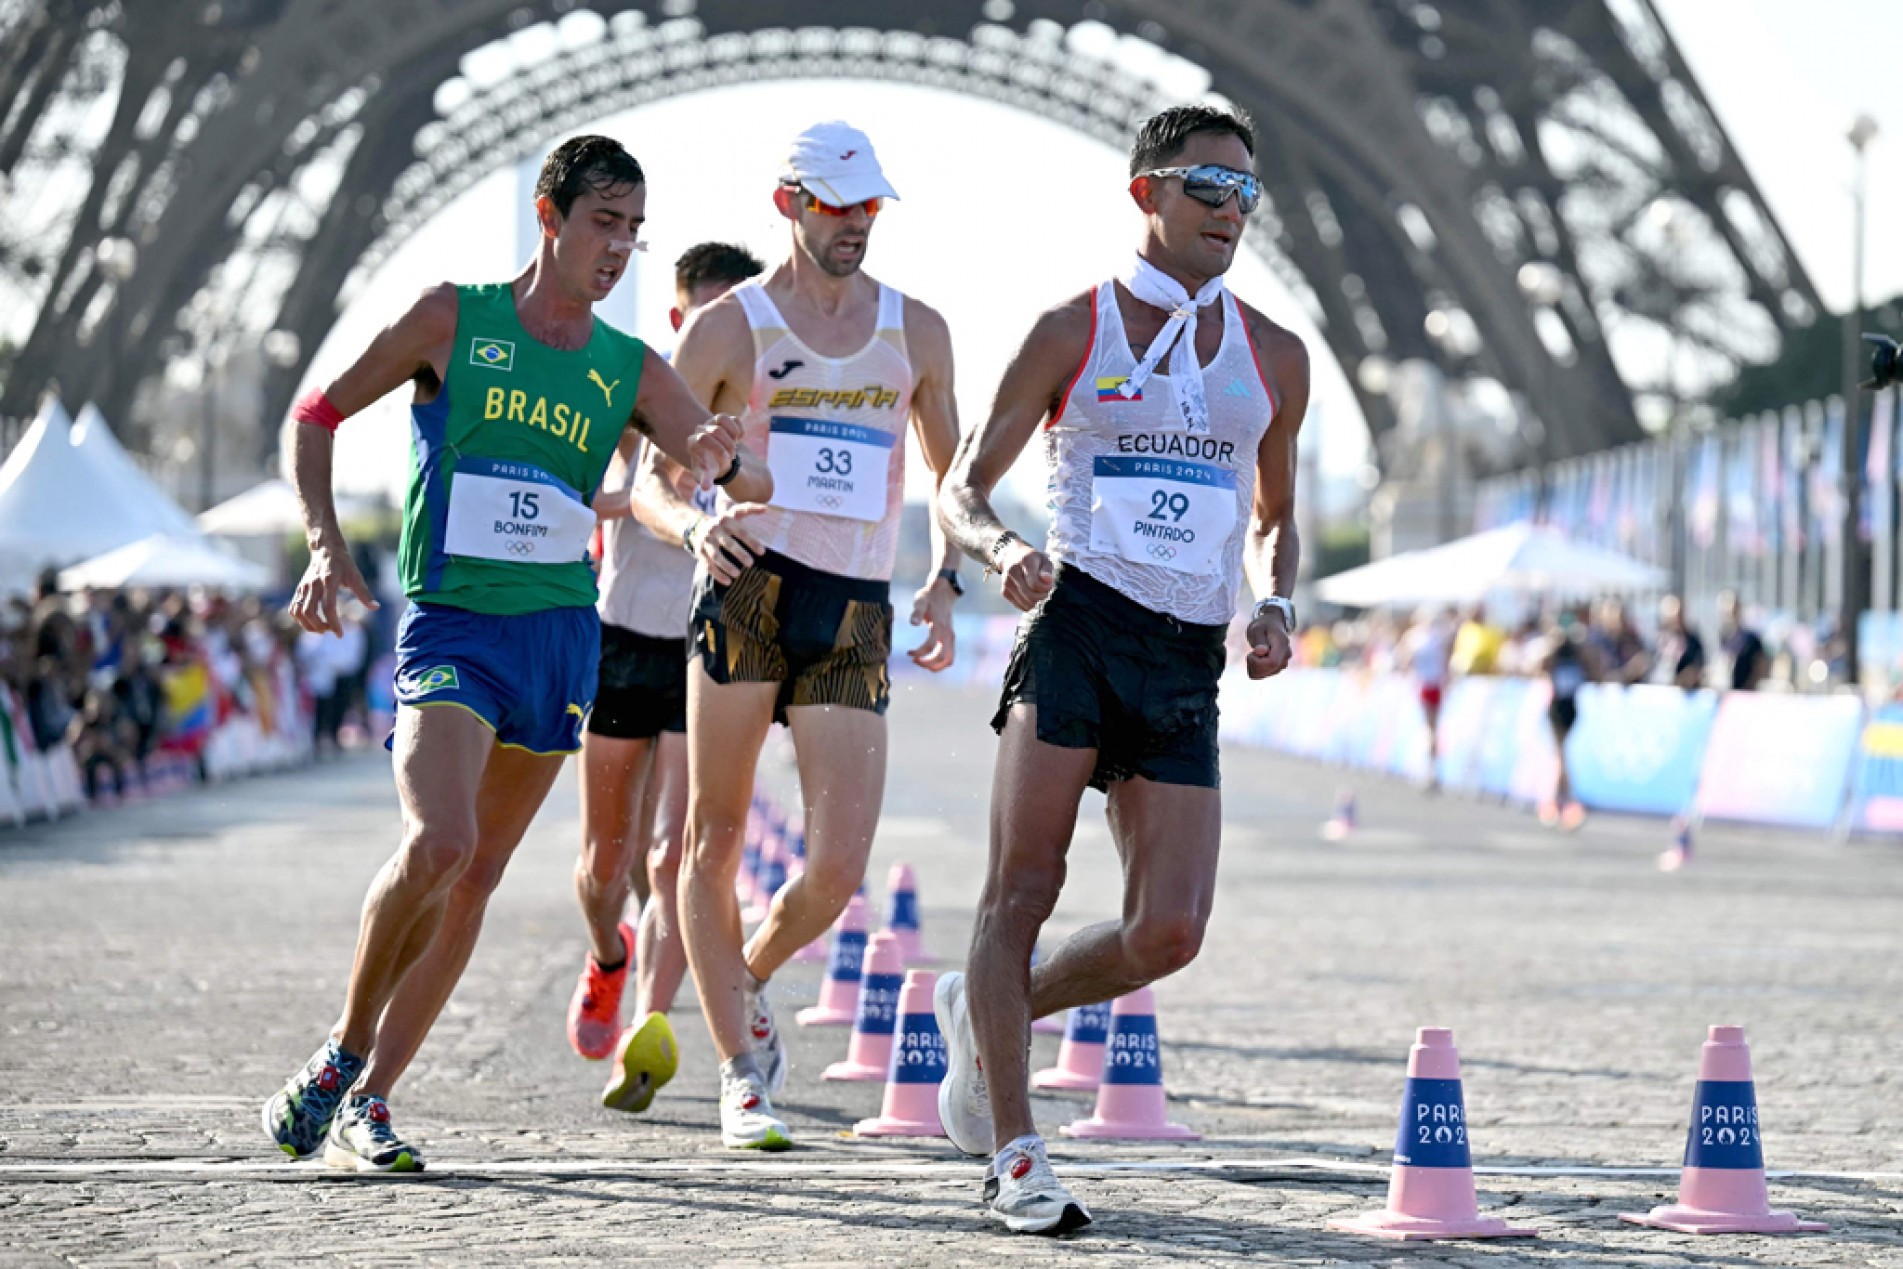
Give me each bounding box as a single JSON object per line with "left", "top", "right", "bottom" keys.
{"left": 766, "top": 416, "right": 895, "bottom": 522}
{"left": 1089, "top": 455, "right": 1237, "bottom": 575}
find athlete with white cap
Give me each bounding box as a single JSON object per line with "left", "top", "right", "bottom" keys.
{"left": 568, "top": 244, "right": 766, "bottom": 1117}
{"left": 666, "top": 122, "right": 964, "bottom": 1149}
{"left": 934, "top": 105, "right": 1308, "bottom": 1233}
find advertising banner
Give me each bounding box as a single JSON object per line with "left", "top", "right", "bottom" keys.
{"left": 1695, "top": 692, "right": 1862, "bottom": 828}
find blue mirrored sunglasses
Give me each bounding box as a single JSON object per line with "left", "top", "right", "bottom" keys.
{"left": 1139, "top": 164, "right": 1262, "bottom": 215}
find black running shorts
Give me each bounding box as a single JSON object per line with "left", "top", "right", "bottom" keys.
{"left": 690, "top": 550, "right": 892, "bottom": 726}
{"left": 588, "top": 624, "right": 688, "bottom": 740}
{"left": 993, "top": 564, "right": 1226, "bottom": 791}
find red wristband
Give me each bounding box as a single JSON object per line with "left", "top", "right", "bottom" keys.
{"left": 292, "top": 387, "right": 345, "bottom": 432}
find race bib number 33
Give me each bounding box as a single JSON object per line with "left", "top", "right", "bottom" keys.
{"left": 442, "top": 457, "right": 596, "bottom": 564}
{"left": 1089, "top": 454, "right": 1236, "bottom": 575}
{"left": 767, "top": 416, "right": 895, "bottom": 522}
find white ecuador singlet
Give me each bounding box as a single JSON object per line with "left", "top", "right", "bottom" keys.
{"left": 596, "top": 438, "right": 718, "bottom": 639}
{"left": 1043, "top": 281, "right": 1276, "bottom": 626}
{"left": 726, "top": 280, "right": 913, "bottom": 581}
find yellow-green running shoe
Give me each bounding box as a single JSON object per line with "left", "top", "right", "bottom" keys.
{"left": 601, "top": 1011, "right": 680, "bottom": 1114}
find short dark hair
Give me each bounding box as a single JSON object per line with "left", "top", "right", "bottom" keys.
{"left": 674, "top": 241, "right": 765, "bottom": 294}
{"left": 535, "top": 135, "right": 645, "bottom": 218}
{"left": 1129, "top": 105, "right": 1257, "bottom": 177}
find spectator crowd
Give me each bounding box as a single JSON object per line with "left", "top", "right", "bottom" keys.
{"left": 1293, "top": 591, "right": 1821, "bottom": 697}
{"left": 0, "top": 570, "right": 371, "bottom": 808}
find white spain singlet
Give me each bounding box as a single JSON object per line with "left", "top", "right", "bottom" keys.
{"left": 726, "top": 280, "right": 913, "bottom": 581}
{"left": 1042, "top": 281, "right": 1276, "bottom": 626}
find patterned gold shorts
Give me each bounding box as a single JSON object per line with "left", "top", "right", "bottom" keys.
{"left": 690, "top": 550, "right": 892, "bottom": 724}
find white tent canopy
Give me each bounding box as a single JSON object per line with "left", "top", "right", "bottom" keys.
{"left": 0, "top": 398, "right": 150, "bottom": 590}
{"left": 57, "top": 533, "right": 271, "bottom": 591}
{"left": 198, "top": 478, "right": 373, "bottom": 536}
{"left": 1317, "top": 523, "right": 1670, "bottom": 609}
{"left": 70, "top": 402, "right": 198, "bottom": 539}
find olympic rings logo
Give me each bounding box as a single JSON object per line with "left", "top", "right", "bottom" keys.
{"left": 1148, "top": 544, "right": 1178, "bottom": 561}
{"left": 506, "top": 540, "right": 535, "bottom": 557}
{"left": 818, "top": 494, "right": 844, "bottom": 509}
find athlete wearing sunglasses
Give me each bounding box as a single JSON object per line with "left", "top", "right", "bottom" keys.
{"left": 1134, "top": 163, "right": 1262, "bottom": 215}
{"left": 780, "top": 182, "right": 884, "bottom": 219}
{"left": 936, "top": 104, "right": 1308, "bottom": 1238}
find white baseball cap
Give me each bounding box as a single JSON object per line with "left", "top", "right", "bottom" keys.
{"left": 783, "top": 121, "right": 900, "bottom": 207}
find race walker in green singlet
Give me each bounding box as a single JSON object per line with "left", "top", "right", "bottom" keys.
{"left": 386, "top": 280, "right": 648, "bottom": 755}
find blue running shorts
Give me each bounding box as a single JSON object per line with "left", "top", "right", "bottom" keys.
{"left": 390, "top": 601, "right": 600, "bottom": 755}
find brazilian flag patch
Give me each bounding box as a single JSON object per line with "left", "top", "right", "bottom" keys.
{"left": 408, "top": 665, "right": 461, "bottom": 696}
{"left": 469, "top": 338, "right": 515, "bottom": 371}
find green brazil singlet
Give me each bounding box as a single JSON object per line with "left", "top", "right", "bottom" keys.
{"left": 399, "top": 282, "right": 647, "bottom": 615}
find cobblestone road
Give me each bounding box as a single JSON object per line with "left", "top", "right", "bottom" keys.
{"left": 3, "top": 681, "right": 1899, "bottom": 1265}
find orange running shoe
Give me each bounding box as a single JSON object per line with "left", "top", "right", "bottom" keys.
{"left": 566, "top": 922, "right": 633, "bottom": 1060}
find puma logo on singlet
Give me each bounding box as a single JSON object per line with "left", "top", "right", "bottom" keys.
{"left": 839, "top": 150, "right": 857, "bottom": 160}
{"left": 767, "top": 359, "right": 805, "bottom": 380}
{"left": 587, "top": 369, "right": 620, "bottom": 408}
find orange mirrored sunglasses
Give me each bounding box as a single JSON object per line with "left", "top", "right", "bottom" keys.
{"left": 786, "top": 184, "right": 882, "bottom": 218}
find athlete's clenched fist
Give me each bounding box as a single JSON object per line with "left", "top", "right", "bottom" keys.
{"left": 687, "top": 412, "right": 745, "bottom": 489}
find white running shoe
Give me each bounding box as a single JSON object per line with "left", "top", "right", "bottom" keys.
{"left": 744, "top": 980, "right": 788, "bottom": 1095}
{"left": 984, "top": 1138, "right": 1091, "bottom": 1235}
{"left": 934, "top": 971, "right": 993, "bottom": 1157}
{"left": 718, "top": 1071, "right": 791, "bottom": 1151}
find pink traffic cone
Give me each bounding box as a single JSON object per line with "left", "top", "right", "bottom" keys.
{"left": 796, "top": 894, "right": 870, "bottom": 1026}
{"left": 743, "top": 830, "right": 788, "bottom": 925}
{"left": 1329, "top": 1027, "right": 1536, "bottom": 1240}
{"left": 1619, "top": 1026, "right": 1826, "bottom": 1234}
{"left": 1059, "top": 987, "right": 1198, "bottom": 1140}
{"left": 789, "top": 843, "right": 831, "bottom": 964}
{"left": 1030, "top": 944, "right": 1063, "bottom": 1034}
{"left": 853, "top": 969, "right": 946, "bottom": 1136}
{"left": 883, "top": 863, "right": 925, "bottom": 964}
{"left": 1659, "top": 816, "right": 1693, "bottom": 872}
{"left": 1322, "top": 787, "right": 1358, "bottom": 841}
{"left": 824, "top": 932, "right": 904, "bottom": 1081}
{"left": 736, "top": 807, "right": 764, "bottom": 908}
{"left": 1032, "top": 1000, "right": 1113, "bottom": 1092}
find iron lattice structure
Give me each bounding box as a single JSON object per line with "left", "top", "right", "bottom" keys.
{"left": 0, "top": 0, "right": 1820, "bottom": 466}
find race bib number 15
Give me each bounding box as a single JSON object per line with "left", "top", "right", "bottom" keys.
{"left": 442, "top": 457, "right": 596, "bottom": 565}
{"left": 1088, "top": 455, "right": 1237, "bottom": 575}
{"left": 766, "top": 416, "right": 895, "bottom": 522}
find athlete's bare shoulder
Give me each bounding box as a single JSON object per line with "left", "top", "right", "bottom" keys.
{"left": 399, "top": 283, "right": 460, "bottom": 357}
{"left": 1026, "top": 288, "right": 1097, "bottom": 366}
{"left": 1235, "top": 298, "right": 1309, "bottom": 413}
{"left": 676, "top": 287, "right": 752, "bottom": 350}
{"left": 898, "top": 293, "right": 952, "bottom": 367}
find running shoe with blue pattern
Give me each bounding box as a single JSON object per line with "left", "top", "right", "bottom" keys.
{"left": 324, "top": 1093, "right": 424, "bottom": 1173}
{"left": 263, "top": 1039, "right": 365, "bottom": 1159}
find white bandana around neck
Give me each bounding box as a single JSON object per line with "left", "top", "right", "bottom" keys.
{"left": 1117, "top": 254, "right": 1226, "bottom": 433}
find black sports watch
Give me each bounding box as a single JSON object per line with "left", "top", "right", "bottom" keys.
{"left": 936, "top": 568, "right": 964, "bottom": 597}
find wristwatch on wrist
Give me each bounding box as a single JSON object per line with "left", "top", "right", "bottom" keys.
{"left": 936, "top": 568, "right": 965, "bottom": 597}
{"left": 681, "top": 516, "right": 704, "bottom": 555}
{"left": 1253, "top": 596, "right": 1296, "bottom": 630}
{"left": 712, "top": 453, "right": 743, "bottom": 486}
